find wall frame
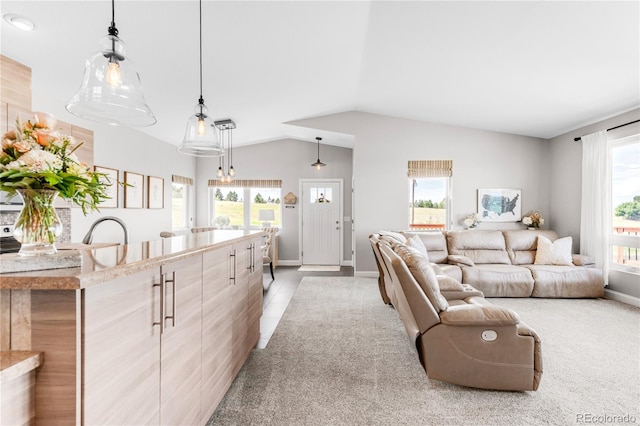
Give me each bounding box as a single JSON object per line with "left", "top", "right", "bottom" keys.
{"left": 124, "top": 171, "right": 144, "bottom": 208}
{"left": 477, "top": 188, "right": 521, "bottom": 222}
{"left": 94, "top": 166, "right": 119, "bottom": 208}
{"left": 147, "top": 176, "right": 164, "bottom": 209}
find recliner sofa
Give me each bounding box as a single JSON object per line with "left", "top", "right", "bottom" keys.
{"left": 378, "top": 240, "right": 542, "bottom": 391}
{"left": 371, "top": 229, "right": 604, "bottom": 302}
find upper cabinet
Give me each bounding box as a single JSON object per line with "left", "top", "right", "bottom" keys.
{"left": 1, "top": 54, "right": 94, "bottom": 168}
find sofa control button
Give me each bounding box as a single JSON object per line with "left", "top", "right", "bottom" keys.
{"left": 482, "top": 330, "right": 498, "bottom": 342}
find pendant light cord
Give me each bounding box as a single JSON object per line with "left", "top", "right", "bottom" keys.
{"left": 108, "top": 0, "right": 118, "bottom": 36}
{"left": 198, "top": 0, "right": 204, "bottom": 105}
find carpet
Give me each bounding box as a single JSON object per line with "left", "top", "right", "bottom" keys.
{"left": 297, "top": 265, "right": 341, "bottom": 272}
{"left": 208, "top": 277, "right": 640, "bottom": 426}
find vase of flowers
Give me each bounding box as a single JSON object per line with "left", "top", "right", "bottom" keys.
{"left": 1, "top": 112, "right": 110, "bottom": 255}
{"left": 463, "top": 213, "right": 480, "bottom": 229}
{"left": 522, "top": 211, "right": 544, "bottom": 229}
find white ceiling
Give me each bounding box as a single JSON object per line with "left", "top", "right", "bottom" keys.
{"left": 1, "top": 1, "right": 638, "bottom": 148}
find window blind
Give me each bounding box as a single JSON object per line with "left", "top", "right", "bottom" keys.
{"left": 172, "top": 175, "right": 194, "bottom": 185}
{"left": 207, "top": 179, "right": 282, "bottom": 188}
{"left": 407, "top": 160, "right": 453, "bottom": 178}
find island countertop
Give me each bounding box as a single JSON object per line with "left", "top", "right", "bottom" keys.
{"left": 0, "top": 229, "right": 263, "bottom": 290}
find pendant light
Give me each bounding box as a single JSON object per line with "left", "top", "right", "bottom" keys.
{"left": 66, "top": 0, "right": 156, "bottom": 127}
{"left": 311, "top": 137, "right": 326, "bottom": 170}
{"left": 178, "top": 0, "right": 223, "bottom": 157}
{"left": 215, "top": 119, "right": 236, "bottom": 182}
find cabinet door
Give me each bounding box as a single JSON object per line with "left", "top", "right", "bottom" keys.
{"left": 230, "top": 240, "right": 250, "bottom": 377}
{"left": 160, "top": 255, "right": 203, "bottom": 426}
{"left": 200, "top": 245, "right": 234, "bottom": 423}
{"left": 247, "top": 238, "right": 263, "bottom": 349}
{"left": 83, "top": 268, "right": 161, "bottom": 425}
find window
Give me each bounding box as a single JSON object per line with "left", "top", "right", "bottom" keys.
{"left": 171, "top": 175, "right": 193, "bottom": 230}
{"left": 408, "top": 160, "right": 452, "bottom": 230}
{"left": 610, "top": 135, "right": 640, "bottom": 273}
{"left": 209, "top": 179, "right": 282, "bottom": 229}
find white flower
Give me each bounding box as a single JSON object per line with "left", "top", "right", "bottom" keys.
{"left": 6, "top": 149, "right": 61, "bottom": 172}
{"left": 522, "top": 216, "right": 533, "bottom": 226}
{"left": 464, "top": 218, "right": 474, "bottom": 227}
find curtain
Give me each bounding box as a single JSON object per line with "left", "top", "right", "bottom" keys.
{"left": 580, "top": 130, "right": 610, "bottom": 284}
{"left": 407, "top": 160, "right": 452, "bottom": 177}
{"left": 208, "top": 179, "right": 282, "bottom": 188}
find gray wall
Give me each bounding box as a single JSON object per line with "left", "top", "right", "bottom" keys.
{"left": 196, "top": 139, "right": 353, "bottom": 264}
{"left": 287, "top": 111, "right": 550, "bottom": 274}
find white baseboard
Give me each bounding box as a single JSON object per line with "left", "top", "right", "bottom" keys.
{"left": 355, "top": 271, "right": 378, "bottom": 278}
{"left": 604, "top": 289, "right": 640, "bottom": 308}
{"left": 277, "top": 260, "right": 354, "bottom": 267}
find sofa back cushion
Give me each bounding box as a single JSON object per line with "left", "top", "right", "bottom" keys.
{"left": 393, "top": 244, "right": 449, "bottom": 312}
{"left": 401, "top": 231, "right": 449, "bottom": 264}
{"left": 503, "top": 230, "right": 559, "bottom": 265}
{"left": 446, "top": 230, "right": 511, "bottom": 265}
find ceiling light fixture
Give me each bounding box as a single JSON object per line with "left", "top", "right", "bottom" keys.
{"left": 65, "top": 0, "right": 155, "bottom": 127}
{"left": 311, "top": 137, "right": 326, "bottom": 170}
{"left": 215, "top": 119, "right": 236, "bottom": 182}
{"left": 3, "top": 14, "right": 35, "bottom": 31}
{"left": 178, "top": 0, "right": 223, "bottom": 157}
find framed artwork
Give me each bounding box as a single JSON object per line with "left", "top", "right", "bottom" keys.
{"left": 124, "top": 171, "right": 144, "bottom": 208}
{"left": 477, "top": 188, "right": 521, "bottom": 222}
{"left": 147, "top": 176, "right": 164, "bottom": 209}
{"left": 94, "top": 166, "right": 119, "bottom": 208}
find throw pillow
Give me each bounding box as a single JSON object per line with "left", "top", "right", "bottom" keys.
{"left": 534, "top": 235, "right": 573, "bottom": 266}
{"left": 447, "top": 254, "right": 475, "bottom": 267}
{"left": 405, "top": 234, "right": 429, "bottom": 258}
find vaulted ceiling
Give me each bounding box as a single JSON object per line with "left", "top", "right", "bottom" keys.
{"left": 2, "top": 1, "right": 638, "bottom": 148}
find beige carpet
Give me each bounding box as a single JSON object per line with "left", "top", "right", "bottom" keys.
{"left": 208, "top": 277, "right": 640, "bottom": 425}
{"left": 297, "top": 265, "right": 341, "bottom": 272}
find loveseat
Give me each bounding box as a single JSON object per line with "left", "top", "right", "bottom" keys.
{"left": 377, "top": 240, "right": 542, "bottom": 391}
{"left": 371, "top": 229, "right": 604, "bottom": 301}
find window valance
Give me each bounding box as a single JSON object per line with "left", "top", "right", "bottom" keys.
{"left": 208, "top": 179, "right": 282, "bottom": 188}
{"left": 407, "top": 160, "right": 453, "bottom": 178}
{"left": 172, "top": 175, "right": 194, "bottom": 185}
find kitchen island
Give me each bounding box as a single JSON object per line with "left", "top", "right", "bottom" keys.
{"left": 0, "top": 230, "right": 264, "bottom": 425}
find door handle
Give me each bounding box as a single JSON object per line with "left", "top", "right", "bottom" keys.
{"left": 164, "top": 271, "right": 176, "bottom": 328}
{"left": 153, "top": 274, "right": 165, "bottom": 334}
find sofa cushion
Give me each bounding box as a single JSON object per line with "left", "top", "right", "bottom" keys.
{"left": 404, "top": 233, "right": 428, "bottom": 257}
{"left": 447, "top": 254, "right": 475, "bottom": 267}
{"left": 447, "top": 230, "right": 511, "bottom": 265}
{"left": 461, "top": 265, "right": 535, "bottom": 297}
{"left": 525, "top": 265, "right": 605, "bottom": 298}
{"left": 393, "top": 244, "right": 449, "bottom": 312}
{"left": 407, "top": 232, "right": 449, "bottom": 264}
{"left": 534, "top": 235, "right": 573, "bottom": 266}
{"left": 503, "top": 230, "right": 559, "bottom": 265}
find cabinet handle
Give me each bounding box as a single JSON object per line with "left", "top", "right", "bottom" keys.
{"left": 230, "top": 249, "right": 236, "bottom": 285}
{"left": 164, "top": 271, "right": 176, "bottom": 328}
{"left": 247, "top": 246, "right": 252, "bottom": 271}
{"left": 153, "top": 275, "right": 165, "bottom": 334}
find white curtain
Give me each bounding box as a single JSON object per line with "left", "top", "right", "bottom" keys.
{"left": 580, "top": 130, "right": 610, "bottom": 284}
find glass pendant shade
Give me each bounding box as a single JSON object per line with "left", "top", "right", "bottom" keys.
{"left": 66, "top": 35, "right": 156, "bottom": 127}
{"left": 178, "top": 101, "right": 223, "bottom": 157}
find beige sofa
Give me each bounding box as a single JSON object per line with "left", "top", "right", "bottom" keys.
{"left": 371, "top": 229, "right": 604, "bottom": 301}
{"left": 377, "top": 240, "right": 542, "bottom": 391}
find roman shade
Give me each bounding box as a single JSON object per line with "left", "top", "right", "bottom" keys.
{"left": 172, "top": 175, "right": 194, "bottom": 185}
{"left": 407, "top": 160, "right": 453, "bottom": 178}
{"left": 208, "top": 179, "right": 282, "bottom": 188}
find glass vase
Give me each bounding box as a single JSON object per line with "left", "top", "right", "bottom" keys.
{"left": 13, "top": 189, "right": 63, "bottom": 256}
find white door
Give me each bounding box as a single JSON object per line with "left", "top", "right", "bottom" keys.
{"left": 301, "top": 181, "right": 341, "bottom": 265}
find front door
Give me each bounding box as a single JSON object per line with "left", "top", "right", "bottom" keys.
{"left": 301, "top": 180, "right": 341, "bottom": 265}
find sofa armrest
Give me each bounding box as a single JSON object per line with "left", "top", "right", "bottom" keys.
{"left": 447, "top": 254, "right": 475, "bottom": 267}
{"left": 572, "top": 254, "right": 595, "bottom": 266}
{"left": 436, "top": 274, "right": 464, "bottom": 291}
{"left": 440, "top": 304, "right": 520, "bottom": 326}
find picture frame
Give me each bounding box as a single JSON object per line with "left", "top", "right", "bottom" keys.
{"left": 94, "top": 166, "right": 119, "bottom": 208}
{"left": 477, "top": 188, "right": 521, "bottom": 222}
{"left": 124, "top": 171, "right": 144, "bottom": 209}
{"left": 147, "top": 176, "right": 164, "bottom": 209}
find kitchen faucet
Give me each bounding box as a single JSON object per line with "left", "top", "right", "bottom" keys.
{"left": 82, "top": 216, "right": 129, "bottom": 245}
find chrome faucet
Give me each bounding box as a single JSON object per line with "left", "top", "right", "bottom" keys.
{"left": 82, "top": 216, "right": 129, "bottom": 245}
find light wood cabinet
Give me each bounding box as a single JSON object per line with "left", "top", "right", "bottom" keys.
{"left": 200, "top": 246, "right": 234, "bottom": 423}
{"left": 83, "top": 267, "right": 161, "bottom": 425}
{"left": 160, "top": 255, "right": 203, "bottom": 425}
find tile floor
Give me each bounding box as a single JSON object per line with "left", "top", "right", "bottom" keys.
{"left": 258, "top": 265, "right": 354, "bottom": 349}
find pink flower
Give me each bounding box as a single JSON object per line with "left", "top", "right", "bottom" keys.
{"left": 33, "top": 112, "right": 57, "bottom": 130}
